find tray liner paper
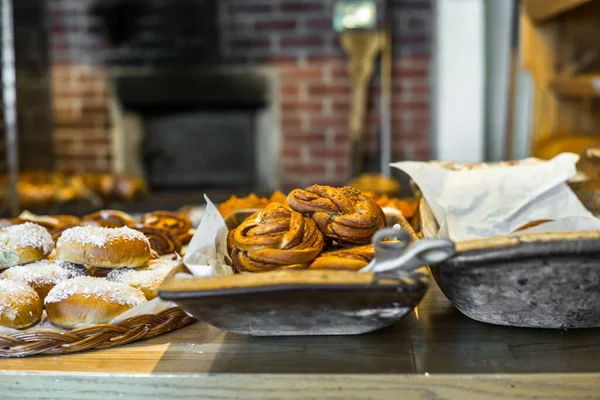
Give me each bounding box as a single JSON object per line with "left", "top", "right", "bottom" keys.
{"left": 392, "top": 153, "right": 600, "bottom": 241}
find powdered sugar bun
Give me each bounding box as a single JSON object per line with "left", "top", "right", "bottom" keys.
{"left": 56, "top": 226, "right": 151, "bottom": 268}
{"left": 0, "top": 222, "right": 55, "bottom": 268}
{"left": 45, "top": 276, "right": 147, "bottom": 329}
{"left": 0, "top": 259, "right": 88, "bottom": 302}
{"left": 0, "top": 279, "right": 43, "bottom": 329}
{"left": 106, "top": 259, "right": 176, "bottom": 300}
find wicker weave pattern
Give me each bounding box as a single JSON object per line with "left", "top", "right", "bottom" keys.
{"left": 0, "top": 307, "right": 195, "bottom": 357}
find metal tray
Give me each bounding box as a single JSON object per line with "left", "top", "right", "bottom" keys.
{"left": 158, "top": 210, "right": 429, "bottom": 336}
{"left": 420, "top": 198, "right": 600, "bottom": 329}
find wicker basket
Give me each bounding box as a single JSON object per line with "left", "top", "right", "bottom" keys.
{"left": 0, "top": 307, "right": 195, "bottom": 357}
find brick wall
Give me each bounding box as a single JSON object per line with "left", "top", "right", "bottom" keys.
{"left": 47, "top": 0, "right": 432, "bottom": 188}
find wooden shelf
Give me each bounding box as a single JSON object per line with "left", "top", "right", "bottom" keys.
{"left": 523, "top": 0, "right": 595, "bottom": 22}
{"left": 550, "top": 74, "right": 600, "bottom": 97}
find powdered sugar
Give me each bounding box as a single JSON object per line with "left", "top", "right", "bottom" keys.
{"left": 57, "top": 226, "right": 149, "bottom": 248}
{"left": 1, "top": 259, "right": 87, "bottom": 287}
{"left": 106, "top": 260, "right": 175, "bottom": 290}
{"left": 0, "top": 279, "right": 39, "bottom": 318}
{"left": 0, "top": 222, "right": 54, "bottom": 254}
{"left": 45, "top": 276, "right": 147, "bottom": 307}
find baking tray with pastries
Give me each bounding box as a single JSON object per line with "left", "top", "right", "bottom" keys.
{"left": 0, "top": 209, "right": 196, "bottom": 357}
{"left": 0, "top": 171, "right": 148, "bottom": 216}
{"left": 159, "top": 184, "right": 432, "bottom": 336}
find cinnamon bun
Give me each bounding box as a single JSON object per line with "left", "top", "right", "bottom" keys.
{"left": 287, "top": 185, "right": 386, "bottom": 245}
{"left": 230, "top": 202, "right": 324, "bottom": 272}
{"left": 82, "top": 210, "right": 136, "bottom": 228}
{"left": 140, "top": 211, "right": 192, "bottom": 237}
{"left": 134, "top": 225, "right": 182, "bottom": 256}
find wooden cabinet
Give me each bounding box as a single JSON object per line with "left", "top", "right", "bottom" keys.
{"left": 521, "top": 0, "right": 600, "bottom": 158}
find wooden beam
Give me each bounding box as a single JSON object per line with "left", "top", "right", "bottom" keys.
{"left": 523, "top": 0, "right": 595, "bottom": 22}
{"left": 550, "top": 74, "right": 600, "bottom": 97}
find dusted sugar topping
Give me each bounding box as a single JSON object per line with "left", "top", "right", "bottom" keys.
{"left": 45, "top": 276, "right": 147, "bottom": 307}
{"left": 0, "top": 279, "right": 39, "bottom": 317}
{"left": 1, "top": 259, "right": 87, "bottom": 286}
{"left": 57, "top": 226, "right": 150, "bottom": 248}
{"left": 0, "top": 222, "right": 55, "bottom": 254}
{"left": 106, "top": 260, "right": 175, "bottom": 290}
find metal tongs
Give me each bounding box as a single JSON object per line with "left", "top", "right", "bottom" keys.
{"left": 359, "top": 227, "right": 455, "bottom": 273}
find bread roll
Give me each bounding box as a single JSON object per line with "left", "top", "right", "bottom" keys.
{"left": 0, "top": 280, "right": 43, "bottom": 329}
{"left": 0, "top": 222, "right": 55, "bottom": 268}
{"left": 56, "top": 226, "right": 151, "bottom": 268}
{"left": 45, "top": 276, "right": 147, "bottom": 328}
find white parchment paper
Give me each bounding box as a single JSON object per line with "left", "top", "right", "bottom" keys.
{"left": 392, "top": 153, "right": 600, "bottom": 241}
{"left": 182, "top": 195, "right": 233, "bottom": 278}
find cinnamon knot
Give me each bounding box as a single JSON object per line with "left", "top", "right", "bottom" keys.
{"left": 287, "top": 185, "right": 386, "bottom": 245}
{"left": 230, "top": 203, "right": 324, "bottom": 272}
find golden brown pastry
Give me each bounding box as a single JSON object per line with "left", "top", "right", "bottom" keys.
{"left": 52, "top": 215, "right": 81, "bottom": 227}
{"left": 287, "top": 185, "right": 386, "bottom": 245}
{"left": 0, "top": 222, "right": 55, "bottom": 267}
{"left": 308, "top": 244, "right": 374, "bottom": 271}
{"left": 45, "top": 276, "right": 147, "bottom": 328}
{"left": 230, "top": 203, "right": 324, "bottom": 272}
{"left": 0, "top": 279, "right": 43, "bottom": 329}
{"left": 56, "top": 226, "right": 151, "bottom": 269}
{"left": 140, "top": 211, "right": 192, "bottom": 238}
{"left": 177, "top": 229, "right": 195, "bottom": 246}
{"left": 82, "top": 210, "right": 136, "bottom": 228}
{"left": 0, "top": 259, "right": 88, "bottom": 301}
{"left": 134, "top": 225, "right": 182, "bottom": 256}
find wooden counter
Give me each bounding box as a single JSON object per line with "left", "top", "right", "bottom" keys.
{"left": 1, "top": 282, "right": 599, "bottom": 399}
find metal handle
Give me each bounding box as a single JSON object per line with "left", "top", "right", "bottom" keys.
{"left": 360, "top": 227, "right": 455, "bottom": 273}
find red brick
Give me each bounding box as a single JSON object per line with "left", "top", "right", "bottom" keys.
{"left": 255, "top": 20, "right": 297, "bottom": 30}
{"left": 309, "top": 116, "right": 347, "bottom": 129}
{"left": 284, "top": 165, "right": 326, "bottom": 174}
{"left": 311, "top": 148, "right": 348, "bottom": 158}
{"left": 281, "top": 37, "right": 323, "bottom": 48}
{"left": 281, "top": 67, "right": 323, "bottom": 81}
{"left": 281, "top": 115, "right": 303, "bottom": 127}
{"left": 393, "top": 67, "right": 428, "bottom": 79}
{"left": 281, "top": 100, "right": 323, "bottom": 112}
{"left": 308, "top": 84, "right": 349, "bottom": 96}
{"left": 281, "top": 147, "right": 301, "bottom": 159}
{"left": 280, "top": 85, "right": 301, "bottom": 96}
{"left": 331, "top": 100, "right": 350, "bottom": 112}
{"left": 304, "top": 18, "right": 332, "bottom": 30}
{"left": 284, "top": 133, "right": 327, "bottom": 145}
{"left": 307, "top": 55, "right": 346, "bottom": 63}
{"left": 331, "top": 67, "right": 349, "bottom": 80}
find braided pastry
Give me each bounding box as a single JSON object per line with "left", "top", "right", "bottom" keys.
{"left": 309, "top": 244, "right": 374, "bottom": 271}
{"left": 287, "top": 185, "right": 386, "bottom": 245}
{"left": 82, "top": 210, "right": 136, "bottom": 228}
{"left": 230, "top": 203, "right": 324, "bottom": 272}
{"left": 140, "top": 211, "right": 192, "bottom": 237}
{"left": 134, "top": 225, "right": 182, "bottom": 256}
{"left": 177, "top": 229, "right": 195, "bottom": 245}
